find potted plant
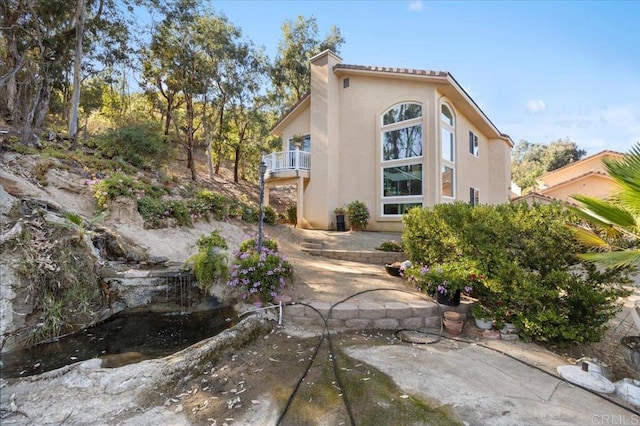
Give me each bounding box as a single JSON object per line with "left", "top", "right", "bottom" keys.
{"left": 334, "top": 206, "right": 346, "bottom": 232}
{"left": 346, "top": 200, "right": 370, "bottom": 231}
{"left": 226, "top": 236, "right": 293, "bottom": 306}
{"left": 405, "top": 258, "right": 482, "bottom": 306}
{"left": 470, "top": 304, "right": 494, "bottom": 330}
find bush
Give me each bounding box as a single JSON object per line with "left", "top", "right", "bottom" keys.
{"left": 195, "top": 189, "right": 231, "bottom": 220}
{"left": 91, "top": 172, "right": 167, "bottom": 211}
{"left": 94, "top": 120, "right": 171, "bottom": 168}
{"left": 402, "top": 202, "right": 632, "bottom": 345}
{"left": 184, "top": 230, "right": 229, "bottom": 291}
{"left": 286, "top": 205, "right": 297, "bottom": 225}
{"left": 227, "top": 237, "right": 292, "bottom": 304}
{"left": 346, "top": 200, "right": 370, "bottom": 230}
{"left": 264, "top": 205, "right": 277, "bottom": 225}
{"left": 137, "top": 197, "right": 192, "bottom": 228}
{"left": 376, "top": 240, "right": 404, "bottom": 252}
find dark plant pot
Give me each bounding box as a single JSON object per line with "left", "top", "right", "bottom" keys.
{"left": 385, "top": 264, "right": 402, "bottom": 277}
{"left": 436, "top": 289, "right": 461, "bottom": 306}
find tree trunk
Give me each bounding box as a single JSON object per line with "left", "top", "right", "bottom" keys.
{"left": 185, "top": 94, "right": 196, "bottom": 181}
{"left": 233, "top": 145, "right": 240, "bottom": 183}
{"left": 68, "top": 0, "right": 87, "bottom": 140}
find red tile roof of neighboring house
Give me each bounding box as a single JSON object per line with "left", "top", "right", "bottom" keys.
{"left": 511, "top": 191, "right": 578, "bottom": 206}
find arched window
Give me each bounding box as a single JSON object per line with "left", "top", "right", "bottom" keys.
{"left": 381, "top": 103, "right": 423, "bottom": 216}
{"left": 441, "top": 103, "right": 455, "bottom": 198}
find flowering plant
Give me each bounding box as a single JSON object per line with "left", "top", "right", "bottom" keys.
{"left": 227, "top": 236, "right": 293, "bottom": 305}
{"left": 405, "top": 258, "right": 483, "bottom": 300}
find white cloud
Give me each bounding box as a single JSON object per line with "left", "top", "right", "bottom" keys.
{"left": 526, "top": 100, "right": 546, "bottom": 114}
{"left": 408, "top": 0, "right": 423, "bottom": 11}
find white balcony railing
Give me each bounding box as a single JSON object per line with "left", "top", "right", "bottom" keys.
{"left": 262, "top": 149, "right": 310, "bottom": 173}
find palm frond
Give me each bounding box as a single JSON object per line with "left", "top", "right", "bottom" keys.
{"left": 571, "top": 194, "right": 636, "bottom": 228}
{"left": 568, "top": 224, "right": 610, "bottom": 248}
{"left": 579, "top": 249, "right": 640, "bottom": 269}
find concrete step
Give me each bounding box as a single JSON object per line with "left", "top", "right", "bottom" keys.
{"left": 301, "top": 242, "right": 325, "bottom": 250}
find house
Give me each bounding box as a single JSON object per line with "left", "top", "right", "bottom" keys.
{"left": 513, "top": 150, "right": 624, "bottom": 205}
{"left": 264, "top": 50, "right": 513, "bottom": 231}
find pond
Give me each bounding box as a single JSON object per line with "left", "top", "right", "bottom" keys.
{"left": 0, "top": 305, "right": 238, "bottom": 378}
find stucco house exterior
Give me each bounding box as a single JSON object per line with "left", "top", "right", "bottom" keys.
{"left": 264, "top": 50, "right": 513, "bottom": 231}
{"left": 513, "top": 150, "right": 623, "bottom": 205}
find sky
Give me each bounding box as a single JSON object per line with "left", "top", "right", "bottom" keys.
{"left": 181, "top": 1, "right": 640, "bottom": 155}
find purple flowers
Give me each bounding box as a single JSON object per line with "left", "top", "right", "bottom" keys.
{"left": 226, "top": 236, "right": 293, "bottom": 303}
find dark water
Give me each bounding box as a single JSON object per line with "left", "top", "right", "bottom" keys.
{"left": 0, "top": 306, "right": 237, "bottom": 378}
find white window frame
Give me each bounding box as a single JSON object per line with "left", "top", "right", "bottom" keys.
{"left": 381, "top": 102, "right": 423, "bottom": 217}
{"left": 441, "top": 103, "right": 456, "bottom": 200}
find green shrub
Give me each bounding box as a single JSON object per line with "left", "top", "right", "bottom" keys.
{"left": 239, "top": 236, "right": 278, "bottom": 253}
{"left": 402, "top": 202, "right": 632, "bottom": 345}
{"left": 286, "top": 205, "right": 297, "bottom": 225}
{"left": 94, "top": 120, "right": 171, "bottom": 168}
{"left": 184, "top": 230, "right": 229, "bottom": 291}
{"left": 137, "top": 197, "right": 192, "bottom": 228}
{"left": 376, "top": 240, "right": 404, "bottom": 252}
{"left": 195, "top": 189, "right": 231, "bottom": 220}
{"left": 346, "top": 200, "right": 370, "bottom": 230}
{"left": 264, "top": 205, "right": 277, "bottom": 225}
{"left": 91, "top": 172, "right": 167, "bottom": 211}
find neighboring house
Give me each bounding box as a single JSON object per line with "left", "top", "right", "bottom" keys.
{"left": 513, "top": 150, "right": 624, "bottom": 205}
{"left": 264, "top": 50, "right": 513, "bottom": 231}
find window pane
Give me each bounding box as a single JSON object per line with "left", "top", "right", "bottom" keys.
{"left": 383, "top": 164, "right": 423, "bottom": 197}
{"left": 441, "top": 128, "right": 454, "bottom": 162}
{"left": 469, "top": 131, "right": 479, "bottom": 156}
{"left": 383, "top": 103, "right": 422, "bottom": 126}
{"left": 288, "top": 134, "right": 311, "bottom": 152}
{"left": 383, "top": 203, "right": 422, "bottom": 215}
{"left": 442, "top": 166, "right": 454, "bottom": 197}
{"left": 383, "top": 125, "right": 422, "bottom": 161}
{"left": 441, "top": 105, "right": 453, "bottom": 126}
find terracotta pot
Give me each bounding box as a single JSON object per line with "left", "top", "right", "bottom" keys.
{"left": 443, "top": 318, "right": 464, "bottom": 335}
{"left": 443, "top": 311, "right": 462, "bottom": 321}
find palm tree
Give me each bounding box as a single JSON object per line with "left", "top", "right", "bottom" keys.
{"left": 570, "top": 143, "right": 640, "bottom": 268}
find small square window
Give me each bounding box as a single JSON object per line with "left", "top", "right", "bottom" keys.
{"left": 343, "top": 78, "right": 350, "bottom": 88}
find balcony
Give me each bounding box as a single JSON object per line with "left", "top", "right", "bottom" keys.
{"left": 262, "top": 150, "right": 310, "bottom": 181}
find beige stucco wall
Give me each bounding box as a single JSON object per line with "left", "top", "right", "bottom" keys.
{"left": 541, "top": 174, "right": 620, "bottom": 202}
{"left": 271, "top": 51, "right": 512, "bottom": 231}
{"left": 539, "top": 153, "right": 620, "bottom": 187}
{"left": 279, "top": 104, "right": 310, "bottom": 147}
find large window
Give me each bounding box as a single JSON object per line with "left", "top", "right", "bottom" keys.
{"left": 381, "top": 103, "right": 423, "bottom": 216}
{"left": 441, "top": 104, "right": 456, "bottom": 198}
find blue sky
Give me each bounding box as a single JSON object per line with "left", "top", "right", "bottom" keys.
{"left": 209, "top": 1, "right": 639, "bottom": 155}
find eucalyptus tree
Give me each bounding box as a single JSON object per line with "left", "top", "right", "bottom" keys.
{"left": 270, "top": 15, "right": 344, "bottom": 112}
{"left": 0, "top": 0, "right": 132, "bottom": 141}
{"left": 141, "top": 0, "right": 267, "bottom": 181}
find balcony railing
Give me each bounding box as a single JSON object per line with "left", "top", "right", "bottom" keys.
{"left": 262, "top": 150, "right": 310, "bottom": 173}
